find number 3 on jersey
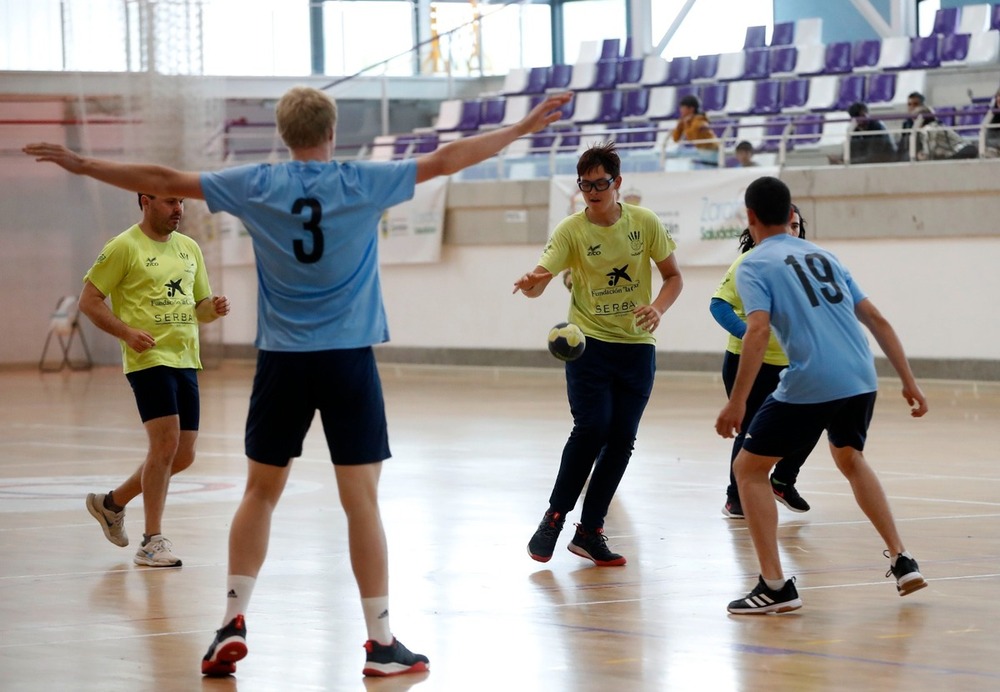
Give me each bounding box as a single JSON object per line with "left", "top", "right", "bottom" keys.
{"left": 784, "top": 253, "right": 844, "bottom": 307}
{"left": 292, "top": 198, "right": 324, "bottom": 263}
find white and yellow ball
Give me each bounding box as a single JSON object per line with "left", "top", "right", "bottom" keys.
{"left": 547, "top": 322, "right": 586, "bottom": 361}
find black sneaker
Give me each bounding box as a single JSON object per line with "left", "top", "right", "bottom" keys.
{"left": 728, "top": 576, "right": 802, "bottom": 614}
{"left": 722, "top": 497, "right": 744, "bottom": 519}
{"left": 885, "top": 551, "right": 927, "bottom": 596}
{"left": 771, "top": 478, "right": 810, "bottom": 513}
{"left": 362, "top": 638, "right": 430, "bottom": 677}
{"left": 527, "top": 510, "right": 565, "bottom": 562}
{"left": 567, "top": 523, "right": 627, "bottom": 566}
{"left": 201, "top": 614, "right": 248, "bottom": 677}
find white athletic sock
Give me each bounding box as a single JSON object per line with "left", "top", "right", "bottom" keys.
{"left": 763, "top": 576, "right": 787, "bottom": 591}
{"left": 361, "top": 596, "right": 392, "bottom": 645}
{"left": 223, "top": 575, "right": 256, "bottom": 626}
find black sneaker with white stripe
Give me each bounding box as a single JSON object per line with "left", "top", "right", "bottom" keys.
{"left": 728, "top": 575, "right": 802, "bottom": 614}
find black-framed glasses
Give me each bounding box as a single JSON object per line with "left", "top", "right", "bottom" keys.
{"left": 577, "top": 177, "right": 615, "bottom": 192}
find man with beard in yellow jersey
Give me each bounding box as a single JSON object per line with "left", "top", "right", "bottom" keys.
{"left": 81, "top": 192, "right": 229, "bottom": 568}
{"left": 514, "top": 141, "right": 683, "bottom": 566}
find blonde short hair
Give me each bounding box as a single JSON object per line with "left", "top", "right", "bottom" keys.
{"left": 275, "top": 87, "right": 338, "bottom": 149}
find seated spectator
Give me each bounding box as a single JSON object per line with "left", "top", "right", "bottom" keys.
{"left": 913, "top": 106, "right": 978, "bottom": 160}
{"left": 983, "top": 87, "right": 1000, "bottom": 159}
{"left": 845, "top": 101, "right": 897, "bottom": 164}
{"left": 897, "top": 91, "right": 926, "bottom": 161}
{"left": 671, "top": 95, "right": 720, "bottom": 167}
{"left": 734, "top": 140, "right": 758, "bottom": 167}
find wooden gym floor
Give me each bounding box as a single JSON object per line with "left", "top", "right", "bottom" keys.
{"left": 0, "top": 362, "right": 998, "bottom": 692}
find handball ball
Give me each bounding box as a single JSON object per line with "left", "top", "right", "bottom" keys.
{"left": 548, "top": 322, "right": 586, "bottom": 361}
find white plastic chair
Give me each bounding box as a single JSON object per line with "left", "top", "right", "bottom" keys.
{"left": 794, "top": 17, "right": 823, "bottom": 45}
{"left": 958, "top": 3, "right": 991, "bottom": 34}
{"left": 639, "top": 56, "right": 669, "bottom": 87}
{"left": 965, "top": 30, "right": 1000, "bottom": 66}
{"left": 715, "top": 51, "right": 747, "bottom": 81}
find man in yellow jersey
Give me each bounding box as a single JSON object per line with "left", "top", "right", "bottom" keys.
{"left": 514, "top": 141, "right": 683, "bottom": 566}
{"left": 81, "top": 192, "right": 229, "bottom": 568}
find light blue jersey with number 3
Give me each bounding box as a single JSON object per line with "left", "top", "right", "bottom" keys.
{"left": 736, "top": 233, "right": 877, "bottom": 403}
{"left": 201, "top": 159, "right": 417, "bottom": 351}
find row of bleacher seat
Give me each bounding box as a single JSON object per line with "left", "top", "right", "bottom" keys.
{"left": 501, "top": 32, "right": 999, "bottom": 97}
{"left": 431, "top": 69, "right": 929, "bottom": 137}
{"left": 369, "top": 7, "right": 1000, "bottom": 168}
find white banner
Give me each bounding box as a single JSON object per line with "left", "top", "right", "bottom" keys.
{"left": 379, "top": 177, "right": 448, "bottom": 265}
{"left": 547, "top": 166, "right": 780, "bottom": 267}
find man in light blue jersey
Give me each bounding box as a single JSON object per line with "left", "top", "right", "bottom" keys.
{"left": 715, "top": 176, "right": 929, "bottom": 615}
{"left": 26, "top": 87, "right": 571, "bottom": 678}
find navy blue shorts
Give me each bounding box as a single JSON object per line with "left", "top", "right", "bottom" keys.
{"left": 742, "top": 391, "right": 876, "bottom": 459}
{"left": 245, "top": 348, "right": 390, "bottom": 467}
{"left": 125, "top": 366, "right": 200, "bottom": 429}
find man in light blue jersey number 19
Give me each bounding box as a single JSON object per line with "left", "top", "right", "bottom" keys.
{"left": 715, "top": 176, "right": 929, "bottom": 615}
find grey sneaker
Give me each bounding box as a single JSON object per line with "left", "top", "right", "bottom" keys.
{"left": 134, "top": 535, "right": 182, "bottom": 567}
{"left": 86, "top": 492, "right": 128, "bottom": 547}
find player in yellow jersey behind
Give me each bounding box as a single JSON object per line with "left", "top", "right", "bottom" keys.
{"left": 81, "top": 192, "right": 229, "bottom": 568}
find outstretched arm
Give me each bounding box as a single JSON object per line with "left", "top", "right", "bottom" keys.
{"left": 22, "top": 143, "right": 204, "bottom": 200}
{"left": 415, "top": 92, "right": 572, "bottom": 183}
{"left": 855, "top": 298, "right": 928, "bottom": 417}
{"left": 513, "top": 266, "right": 554, "bottom": 298}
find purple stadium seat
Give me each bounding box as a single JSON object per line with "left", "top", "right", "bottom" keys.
{"left": 792, "top": 113, "right": 824, "bottom": 146}
{"left": 455, "top": 100, "right": 482, "bottom": 131}
{"left": 414, "top": 133, "right": 438, "bottom": 153}
{"left": 866, "top": 72, "right": 897, "bottom": 107}
{"left": 835, "top": 74, "right": 867, "bottom": 111}
{"left": 955, "top": 103, "right": 989, "bottom": 136}
{"left": 573, "top": 90, "right": 624, "bottom": 124}
{"left": 781, "top": 78, "right": 810, "bottom": 110}
{"left": 909, "top": 36, "right": 941, "bottom": 69}
{"left": 934, "top": 105, "right": 957, "bottom": 127}
{"left": 751, "top": 80, "right": 782, "bottom": 115}
{"left": 600, "top": 38, "right": 621, "bottom": 61}
{"left": 665, "top": 56, "right": 693, "bottom": 85}
{"left": 392, "top": 135, "right": 416, "bottom": 159}
{"left": 710, "top": 117, "right": 739, "bottom": 143}
{"left": 852, "top": 39, "right": 881, "bottom": 70}
{"left": 548, "top": 64, "right": 572, "bottom": 91}
{"left": 622, "top": 88, "right": 650, "bottom": 119}
{"left": 992, "top": 3, "right": 1000, "bottom": 31}
{"left": 770, "top": 46, "right": 797, "bottom": 75}
{"left": 824, "top": 41, "right": 853, "bottom": 74}
{"left": 692, "top": 54, "right": 720, "bottom": 82}
{"left": 941, "top": 33, "right": 971, "bottom": 64}
{"left": 597, "top": 90, "right": 624, "bottom": 122}
{"left": 480, "top": 97, "right": 506, "bottom": 128}
{"left": 745, "top": 25, "right": 767, "bottom": 49}
{"left": 771, "top": 22, "right": 795, "bottom": 47}
{"left": 623, "top": 37, "right": 635, "bottom": 59}
{"left": 591, "top": 60, "right": 620, "bottom": 90}
{"left": 619, "top": 121, "right": 658, "bottom": 149}
{"left": 760, "top": 114, "right": 793, "bottom": 151}
{"left": 932, "top": 7, "right": 959, "bottom": 35}
{"left": 701, "top": 83, "right": 728, "bottom": 113}
{"left": 742, "top": 48, "right": 771, "bottom": 80}
{"left": 618, "top": 57, "right": 644, "bottom": 87}
{"left": 674, "top": 84, "right": 701, "bottom": 111}
{"left": 524, "top": 67, "right": 549, "bottom": 94}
